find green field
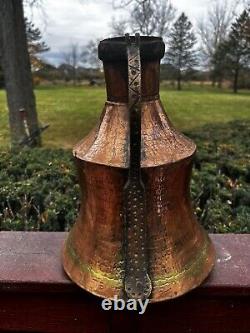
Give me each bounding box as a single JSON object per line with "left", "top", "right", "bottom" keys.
{"left": 0, "top": 86, "right": 249, "bottom": 148}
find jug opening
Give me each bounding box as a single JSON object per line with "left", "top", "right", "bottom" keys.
{"left": 98, "top": 36, "right": 165, "bottom": 62}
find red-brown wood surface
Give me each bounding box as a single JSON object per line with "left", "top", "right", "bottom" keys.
{"left": 0, "top": 232, "right": 249, "bottom": 333}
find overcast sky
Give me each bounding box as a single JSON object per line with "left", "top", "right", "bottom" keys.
{"left": 24, "top": 0, "right": 239, "bottom": 66}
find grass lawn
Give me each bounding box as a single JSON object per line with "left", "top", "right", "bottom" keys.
{"left": 0, "top": 85, "right": 249, "bottom": 149}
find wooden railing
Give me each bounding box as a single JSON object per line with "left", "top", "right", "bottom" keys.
{"left": 0, "top": 232, "right": 249, "bottom": 333}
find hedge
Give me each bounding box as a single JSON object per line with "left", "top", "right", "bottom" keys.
{"left": 0, "top": 120, "right": 249, "bottom": 233}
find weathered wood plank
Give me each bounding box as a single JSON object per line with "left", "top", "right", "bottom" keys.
{"left": 0, "top": 232, "right": 249, "bottom": 332}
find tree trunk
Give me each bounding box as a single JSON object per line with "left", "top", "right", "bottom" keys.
{"left": 177, "top": 70, "right": 182, "bottom": 91}
{"left": 217, "top": 78, "right": 222, "bottom": 89}
{"left": 0, "top": 0, "right": 41, "bottom": 147}
{"left": 233, "top": 68, "right": 239, "bottom": 94}
{"left": 73, "top": 67, "right": 77, "bottom": 86}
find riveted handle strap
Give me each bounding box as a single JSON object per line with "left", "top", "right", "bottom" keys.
{"left": 123, "top": 33, "right": 152, "bottom": 300}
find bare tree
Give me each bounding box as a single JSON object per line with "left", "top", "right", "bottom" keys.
{"left": 112, "top": 0, "right": 133, "bottom": 7}
{"left": 242, "top": 0, "right": 250, "bottom": 6}
{"left": 23, "top": 0, "right": 44, "bottom": 7}
{"left": 130, "top": 0, "right": 157, "bottom": 35}
{"left": 110, "top": 17, "right": 128, "bottom": 36}
{"left": 197, "top": 0, "right": 242, "bottom": 69}
{"left": 111, "top": 0, "right": 176, "bottom": 38}
{"left": 81, "top": 39, "right": 102, "bottom": 69}
{"left": 63, "top": 44, "right": 81, "bottom": 85}
{"left": 0, "top": 0, "right": 41, "bottom": 147}
{"left": 155, "top": 0, "right": 176, "bottom": 36}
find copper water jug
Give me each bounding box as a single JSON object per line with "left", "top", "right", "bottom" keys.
{"left": 63, "top": 35, "right": 215, "bottom": 302}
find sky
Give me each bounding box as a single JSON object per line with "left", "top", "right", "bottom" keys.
{"left": 24, "top": 0, "right": 238, "bottom": 66}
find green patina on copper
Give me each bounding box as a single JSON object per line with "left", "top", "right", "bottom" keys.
{"left": 66, "top": 233, "right": 211, "bottom": 289}
{"left": 66, "top": 237, "right": 122, "bottom": 288}
{"left": 153, "top": 236, "right": 210, "bottom": 287}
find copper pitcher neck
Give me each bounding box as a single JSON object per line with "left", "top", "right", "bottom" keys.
{"left": 103, "top": 61, "right": 161, "bottom": 102}
{"left": 98, "top": 36, "right": 165, "bottom": 103}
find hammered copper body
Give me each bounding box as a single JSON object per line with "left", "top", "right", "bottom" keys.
{"left": 62, "top": 36, "right": 215, "bottom": 302}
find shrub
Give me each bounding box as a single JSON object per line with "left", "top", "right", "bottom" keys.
{"left": 188, "top": 120, "right": 250, "bottom": 233}
{"left": 0, "top": 120, "right": 249, "bottom": 233}
{"left": 0, "top": 148, "right": 79, "bottom": 231}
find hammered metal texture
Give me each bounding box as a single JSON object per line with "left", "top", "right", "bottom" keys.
{"left": 73, "top": 100, "right": 196, "bottom": 168}
{"left": 63, "top": 99, "right": 215, "bottom": 302}
{"left": 63, "top": 36, "right": 215, "bottom": 302}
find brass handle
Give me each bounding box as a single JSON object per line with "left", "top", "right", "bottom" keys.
{"left": 123, "top": 33, "right": 152, "bottom": 300}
